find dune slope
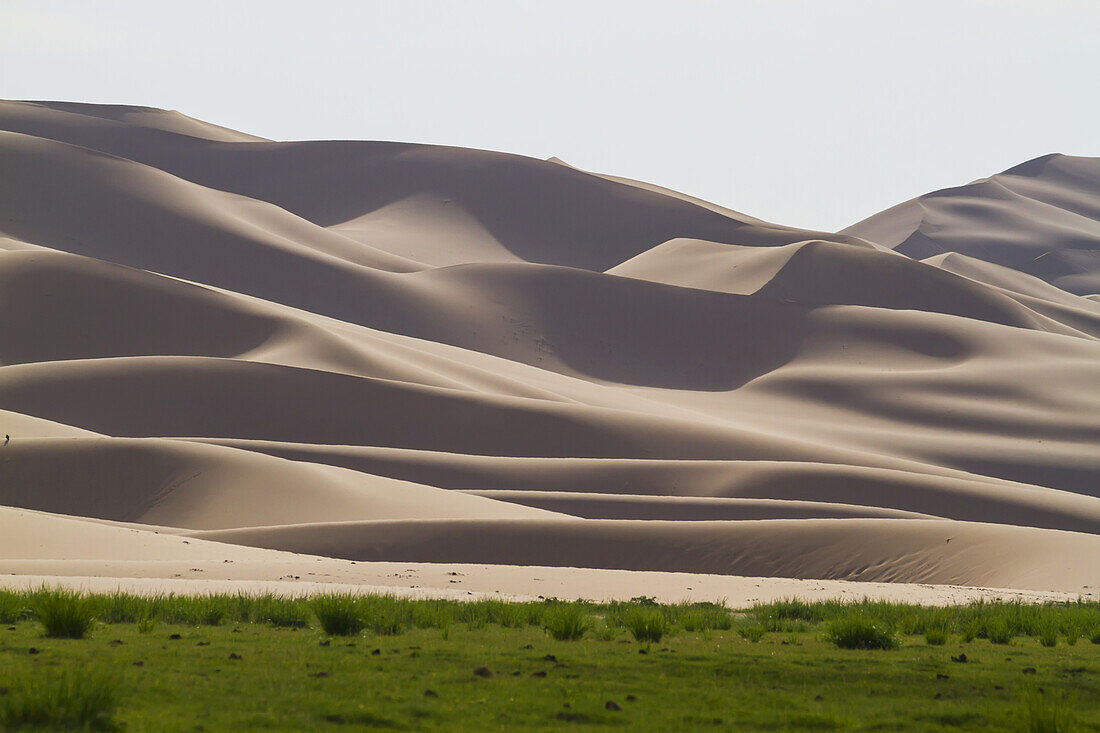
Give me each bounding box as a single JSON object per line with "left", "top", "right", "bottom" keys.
{"left": 1, "top": 100, "right": 1098, "bottom": 596}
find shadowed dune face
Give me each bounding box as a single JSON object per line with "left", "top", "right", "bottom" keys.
{"left": 1, "top": 100, "right": 1099, "bottom": 595}
{"left": 844, "top": 154, "right": 1100, "bottom": 296}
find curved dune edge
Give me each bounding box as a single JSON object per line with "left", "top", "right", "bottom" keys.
{"left": 0, "top": 508, "right": 1088, "bottom": 605}
{"left": 187, "top": 517, "right": 1100, "bottom": 594}
{"left": 1, "top": 102, "right": 1099, "bottom": 598}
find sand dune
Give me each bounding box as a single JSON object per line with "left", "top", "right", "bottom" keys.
{"left": 189, "top": 517, "right": 1100, "bottom": 593}
{"left": 0, "top": 438, "right": 555, "bottom": 530}
{"left": 1, "top": 100, "right": 1098, "bottom": 598}
{"left": 844, "top": 154, "right": 1100, "bottom": 296}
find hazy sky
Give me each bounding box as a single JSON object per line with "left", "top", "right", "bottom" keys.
{"left": 4, "top": 0, "right": 1098, "bottom": 231}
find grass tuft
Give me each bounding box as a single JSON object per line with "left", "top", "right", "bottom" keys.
{"left": 255, "top": 595, "right": 312, "bottom": 628}
{"left": 542, "top": 603, "right": 592, "bottom": 641}
{"left": 0, "top": 589, "right": 27, "bottom": 624}
{"left": 924, "top": 628, "right": 948, "bottom": 646}
{"left": 32, "top": 589, "right": 97, "bottom": 639}
{"left": 0, "top": 667, "right": 122, "bottom": 731}
{"left": 679, "top": 605, "right": 732, "bottom": 632}
{"left": 1039, "top": 624, "right": 1059, "bottom": 648}
{"left": 621, "top": 607, "right": 668, "bottom": 643}
{"left": 987, "top": 620, "right": 1014, "bottom": 645}
{"left": 311, "top": 594, "right": 365, "bottom": 637}
{"left": 1020, "top": 686, "right": 1073, "bottom": 733}
{"left": 824, "top": 614, "right": 898, "bottom": 650}
{"left": 738, "top": 626, "right": 766, "bottom": 643}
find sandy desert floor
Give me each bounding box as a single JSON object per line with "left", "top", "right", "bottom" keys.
{"left": 1, "top": 100, "right": 1098, "bottom": 602}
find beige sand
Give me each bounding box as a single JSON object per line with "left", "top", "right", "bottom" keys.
{"left": 0, "top": 100, "right": 1097, "bottom": 601}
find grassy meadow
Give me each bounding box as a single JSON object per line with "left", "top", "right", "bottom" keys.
{"left": 0, "top": 589, "right": 1097, "bottom": 730}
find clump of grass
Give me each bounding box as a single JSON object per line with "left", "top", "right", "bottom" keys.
{"left": 824, "top": 615, "right": 898, "bottom": 650}
{"left": 753, "top": 598, "right": 834, "bottom": 625}
{"left": 1019, "top": 685, "right": 1073, "bottom": 733}
{"left": 366, "top": 607, "right": 405, "bottom": 636}
{"left": 192, "top": 596, "right": 229, "bottom": 626}
{"left": 1089, "top": 627, "right": 1100, "bottom": 645}
{"left": 621, "top": 607, "right": 667, "bottom": 643}
{"left": 924, "top": 628, "right": 948, "bottom": 646}
{"left": 679, "top": 605, "right": 732, "bottom": 632}
{"left": 986, "top": 620, "right": 1014, "bottom": 645}
{"left": 136, "top": 612, "right": 156, "bottom": 635}
{"left": 0, "top": 667, "right": 122, "bottom": 731}
{"left": 738, "top": 626, "right": 766, "bottom": 643}
{"left": 1039, "top": 624, "right": 1058, "bottom": 648}
{"left": 32, "top": 589, "right": 97, "bottom": 639}
{"left": 594, "top": 620, "right": 618, "bottom": 641}
{"left": 542, "top": 603, "right": 592, "bottom": 641}
{"left": 254, "top": 595, "right": 311, "bottom": 628}
{"left": 311, "top": 595, "right": 365, "bottom": 636}
{"left": 410, "top": 600, "right": 454, "bottom": 630}
{"left": 0, "top": 589, "right": 27, "bottom": 624}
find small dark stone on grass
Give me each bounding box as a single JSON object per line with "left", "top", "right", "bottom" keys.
{"left": 473, "top": 667, "right": 492, "bottom": 678}
{"left": 169, "top": 634, "right": 182, "bottom": 640}
{"left": 638, "top": 649, "right": 648, "bottom": 655}
{"left": 626, "top": 695, "right": 636, "bottom": 702}
{"left": 813, "top": 695, "right": 823, "bottom": 702}
{"left": 934, "top": 693, "right": 942, "bottom": 700}
{"left": 542, "top": 654, "right": 557, "bottom": 662}
{"left": 522, "top": 644, "right": 533, "bottom": 649}
{"left": 605, "top": 700, "right": 622, "bottom": 711}
{"left": 228, "top": 653, "right": 242, "bottom": 660}
{"left": 6, "top": 626, "right": 15, "bottom": 631}
{"left": 1022, "top": 667, "right": 1037, "bottom": 675}
{"left": 27, "top": 648, "right": 39, "bottom": 655}
{"left": 512, "top": 671, "right": 521, "bottom": 676}
{"left": 371, "top": 648, "right": 381, "bottom": 656}
{"left": 936, "top": 674, "right": 949, "bottom": 680}
{"left": 132, "top": 661, "right": 144, "bottom": 666}
{"left": 197, "top": 641, "right": 210, "bottom": 647}
{"left": 424, "top": 690, "right": 438, "bottom": 698}
{"left": 950, "top": 654, "right": 967, "bottom": 663}
{"left": 344, "top": 643, "right": 355, "bottom": 648}
{"left": 995, "top": 685, "right": 1004, "bottom": 690}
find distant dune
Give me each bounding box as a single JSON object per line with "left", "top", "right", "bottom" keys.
{"left": 1, "top": 100, "right": 1098, "bottom": 600}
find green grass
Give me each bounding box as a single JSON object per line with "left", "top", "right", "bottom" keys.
{"left": 0, "top": 589, "right": 26, "bottom": 624}
{"left": 0, "top": 591, "right": 1096, "bottom": 730}
{"left": 0, "top": 667, "right": 122, "bottom": 731}
{"left": 738, "top": 625, "right": 766, "bottom": 643}
{"left": 311, "top": 594, "right": 366, "bottom": 636}
{"left": 823, "top": 614, "right": 900, "bottom": 650}
{"left": 619, "top": 606, "right": 668, "bottom": 643}
{"left": 32, "top": 589, "right": 98, "bottom": 639}
{"left": 924, "top": 628, "right": 948, "bottom": 646}
{"left": 542, "top": 602, "right": 592, "bottom": 641}
{"left": 1020, "top": 685, "right": 1074, "bottom": 733}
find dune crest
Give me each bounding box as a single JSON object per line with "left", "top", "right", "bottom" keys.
{"left": 1, "top": 100, "right": 1098, "bottom": 598}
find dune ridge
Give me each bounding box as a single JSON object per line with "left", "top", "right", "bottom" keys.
{"left": 1, "top": 100, "right": 1098, "bottom": 598}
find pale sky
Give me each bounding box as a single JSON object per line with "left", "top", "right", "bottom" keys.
{"left": 3, "top": 0, "right": 1098, "bottom": 232}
